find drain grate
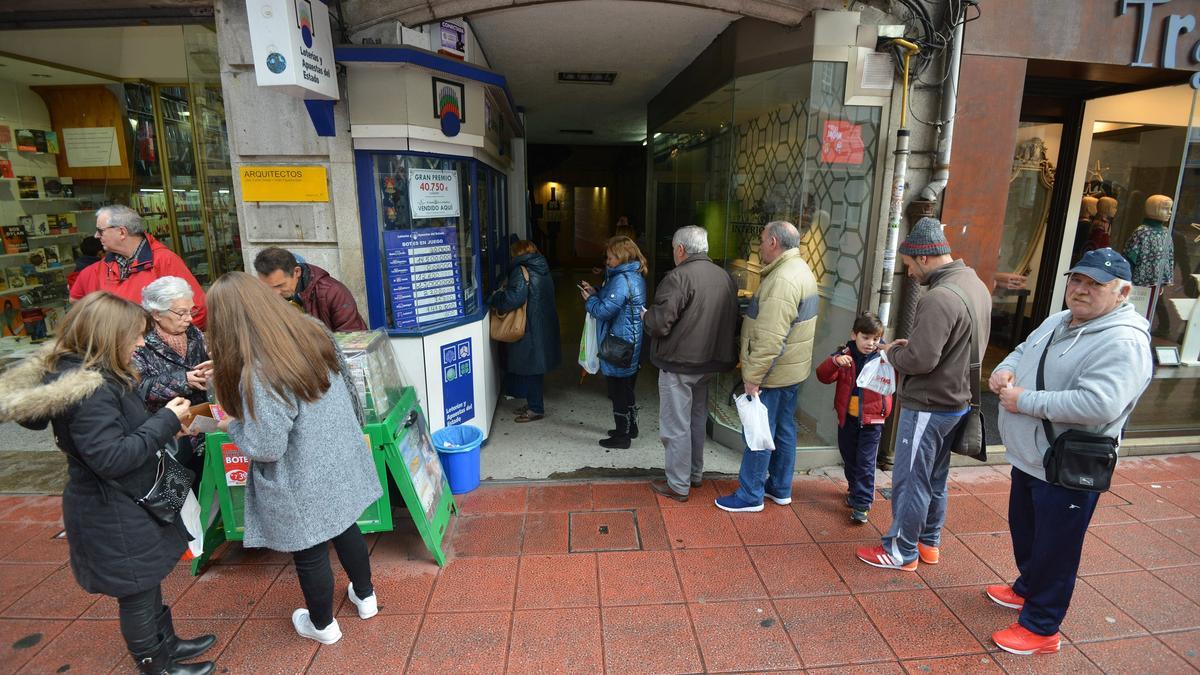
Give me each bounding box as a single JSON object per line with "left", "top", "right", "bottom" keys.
{"left": 568, "top": 510, "right": 641, "bottom": 552}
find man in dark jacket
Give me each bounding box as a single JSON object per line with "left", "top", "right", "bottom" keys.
{"left": 254, "top": 247, "right": 367, "bottom": 332}
{"left": 857, "top": 217, "right": 991, "bottom": 572}
{"left": 645, "top": 226, "right": 739, "bottom": 502}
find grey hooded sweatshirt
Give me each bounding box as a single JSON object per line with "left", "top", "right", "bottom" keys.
{"left": 995, "top": 302, "right": 1152, "bottom": 482}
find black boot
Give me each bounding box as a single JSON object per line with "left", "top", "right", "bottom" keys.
{"left": 157, "top": 605, "right": 216, "bottom": 663}
{"left": 599, "top": 411, "right": 631, "bottom": 449}
{"left": 133, "top": 640, "right": 215, "bottom": 675}
{"left": 608, "top": 406, "right": 639, "bottom": 439}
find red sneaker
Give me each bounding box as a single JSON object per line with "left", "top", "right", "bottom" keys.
{"left": 918, "top": 542, "right": 940, "bottom": 565}
{"left": 992, "top": 622, "right": 1060, "bottom": 655}
{"left": 986, "top": 584, "right": 1025, "bottom": 610}
{"left": 856, "top": 544, "right": 917, "bottom": 571}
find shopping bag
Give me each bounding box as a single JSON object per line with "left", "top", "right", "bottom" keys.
{"left": 735, "top": 393, "right": 775, "bottom": 451}
{"left": 856, "top": 352, "right": 896, "bottom": 396}
{"left": 578, "top": 314, "right": 599, "bottom": 374}
{"left": 179, "top": 490, "right": 203, "bottom": 561}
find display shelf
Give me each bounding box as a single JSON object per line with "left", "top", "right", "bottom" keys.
{"left": 1, "top": 282, "right": 43, "bottom": 293}
{"left": 28, "top": 233, "right": 84, "bottom": 242}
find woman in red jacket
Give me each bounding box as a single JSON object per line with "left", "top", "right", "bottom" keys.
{"left": 815, "top": 312, "right": 893, "bottom": 524}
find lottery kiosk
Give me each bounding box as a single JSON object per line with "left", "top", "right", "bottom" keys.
{"left": 340, "top": 45, "right": 523, "bottom": 440}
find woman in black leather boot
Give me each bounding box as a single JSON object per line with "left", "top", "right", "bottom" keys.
{"left": 0, "top": 293, "right": 216, "bottom": 675}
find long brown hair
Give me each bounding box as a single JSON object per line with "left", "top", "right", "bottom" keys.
{"left": 606, "top": 235, "right": 648, "bottom": 277}
{"left": 510, "top": 239, "right": 538, "bottom": 257}
{"left": 207, "top": 271, "right": 341, "bottom": 420}
{"left": 49, "top": 292, "right": 150, "bottom": 386}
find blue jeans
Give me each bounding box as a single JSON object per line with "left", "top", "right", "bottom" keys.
{"left": 514, "top": 374, "right": 545, "bottom": 415}
{"left": 838, "top": 415, "right": 882, "bottom": 510}
{"left": 734, "top": 384, "right": 799, "bottom": 504}
{"left": 881, "top": 408, "right": 963, "bottom": 562}
{"left": 1010, "top": 467, "right": 1100, "bottom": 636}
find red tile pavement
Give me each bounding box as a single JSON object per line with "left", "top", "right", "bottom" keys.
{"left": 3, "top": 455, "right": 1200, "bottom": 672}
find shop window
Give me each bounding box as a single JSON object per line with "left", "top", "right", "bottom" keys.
{"left": 365, "top": 152, "right": 480, "bottom": 333}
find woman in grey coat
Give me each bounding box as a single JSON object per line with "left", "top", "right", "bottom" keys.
{"left": 207, "top": 272, "right": 382, "bottom": 646}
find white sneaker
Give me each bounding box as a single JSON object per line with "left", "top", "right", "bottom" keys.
{"left": 347, "top": 582, "right": 379, "bottom": 619}
{"left": 292, "top": 608, "right": 342, "bottom": 644}
{"left": 764, "top": 491, "right": 793, "bottom": 506}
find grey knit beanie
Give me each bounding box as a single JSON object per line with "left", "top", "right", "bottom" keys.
{"left": 898, "top": 217, "right": 952, "bottom": 257}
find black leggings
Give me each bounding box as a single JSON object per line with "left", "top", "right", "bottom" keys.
{"left": 292, "top": 524, "right": 374, "bottom": 629}
{"left": 606, "top": 371, "right": 638, "bottom": 413}
{"left": 118, "top": 584, "right": 163, "bottom": 655}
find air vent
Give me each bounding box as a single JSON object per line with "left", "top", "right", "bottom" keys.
{"left": 558, "top": 129, "right": 595, "bottom": 135}
{"left": 558, "top": 72, "right": 617, "bottom": 85}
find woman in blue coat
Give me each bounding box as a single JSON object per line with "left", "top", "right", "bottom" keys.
{"left": 490, "top": 240, "right": 561, "bottom": 422}
{"left": 580, "top": 236, "right": 647, "bottom": 449}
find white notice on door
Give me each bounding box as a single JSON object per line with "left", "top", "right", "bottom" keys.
{"left": 62, "top": 127, "right": 122, "bottom": 167}
{"left": 408, "top": 169, "right": 461, "bottom": 219}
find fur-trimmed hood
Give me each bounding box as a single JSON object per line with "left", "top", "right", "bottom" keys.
{"left": 0, "top": 346, "right": 105, "bottom": 425}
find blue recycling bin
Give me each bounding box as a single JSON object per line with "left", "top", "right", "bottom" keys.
{"left": 431, "top": 424, "right": 484, "bottom": 494}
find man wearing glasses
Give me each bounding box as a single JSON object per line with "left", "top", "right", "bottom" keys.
{"left": 69, "top": 205, "right": 208, "bottom": 329}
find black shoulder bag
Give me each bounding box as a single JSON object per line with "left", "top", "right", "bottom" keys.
{"left": 943, "top": 284, "right": 987, "bottom": 462}
{"left": 1035, "top": 340, "right": 1118, "bottom": 492}
{"left": 63, "top": 440, "right": 193, "bottom": 526}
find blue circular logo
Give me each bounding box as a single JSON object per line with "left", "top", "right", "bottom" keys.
{"left": 440, "top": 112, "right": 461, "bottom": 137}
{"left": 266, "top": 52, "right": 287, "bottom": 74}
{"left": 301, "top": 26, "right": 313, "bottom": 49}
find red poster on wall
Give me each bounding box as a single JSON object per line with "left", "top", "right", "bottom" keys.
{"left": 821, "top": 120, "right": 865, "bottom": 165}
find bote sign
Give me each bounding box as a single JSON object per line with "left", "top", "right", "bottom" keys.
{"left": 1122, "top": 0, "right": 1200, "bottom": 87}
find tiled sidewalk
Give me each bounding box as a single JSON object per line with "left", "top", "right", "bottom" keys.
{"left": 4, "top": 455, "right": 1200, "bottom": 673}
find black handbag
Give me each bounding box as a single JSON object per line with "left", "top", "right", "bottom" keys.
{"left": 66, "top": 442, "right": 194, "bottom": 525}
{"left": 943, "top": 284, "right": 987, "bottom": 462}
{"left": 597, "top": 289, "right": 637, "bottom": 369}
{"left": 1036, "top": 341, "right": 1118, "bottom": 492}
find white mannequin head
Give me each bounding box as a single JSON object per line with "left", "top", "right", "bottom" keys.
{"left": 1081, "top": 195, "right": 1098, "bottom": 218}
{"left": 1097, "top": 196, "right": 1119, "bottom": 219}
{"left": 1144, "top": 194, "right": 1173, "bottom": 222}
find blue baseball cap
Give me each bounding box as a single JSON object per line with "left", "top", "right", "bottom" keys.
{"left": 1065, "top": 248, "right": 1132, "bottom": 283}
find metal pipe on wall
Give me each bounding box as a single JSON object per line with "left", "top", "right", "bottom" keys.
{"left": 876, "top": 38, "right": 919, "bottom": 327}
{"left": 918, "top": 17, "right": 964, "bottom": 204}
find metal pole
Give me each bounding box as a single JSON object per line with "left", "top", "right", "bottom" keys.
{"left": 877, "top": 39, "right": 919, "bottom": 327}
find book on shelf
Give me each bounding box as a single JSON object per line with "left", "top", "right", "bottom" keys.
{"left": 2, "top": 225, "right": 27, "bottom": 254}
{"left": 41, "top": 177, "right": 64, "bottom": 198}
{"left": 17, "top": 175, "right": 39, "bottom": 199}
{"left": 15, "top": 129, "right": 36, "bottom": 153}
{"left": 60, "top": 177, "right": 74, "bottom": 197}
{"left": 47, "top": 214, "right": 60, "bottom": 235}
{"left": 0, "top": 125, "right": 12, "bottom": 150}
{"left": 44, "top": 245, "right": 62, "bottom": 268}
{"left": 31, "top": 215, "right": 50, "bottom": 236}
{"left": 28, "top": 248, "right": 48, "bottom": 272}
{"left": 0, "top": 159, "right": 12, "bottom": 179}
{"left": 32, "top": 130, "right": 47, "bottom": 153}
{"left": 0, "top": 271, "right": 6, "bottom": 293}
{"left": 45, "top": 131, "right": 60, "bottom": 154}
{"left": 58, "top": 213, "right": 77, "bottom": 233}
{"left": 0, "top": 293, "right": 21, "bottom": 336}
{"left": 5, "top": 267, "right": 26, "bottom": 290}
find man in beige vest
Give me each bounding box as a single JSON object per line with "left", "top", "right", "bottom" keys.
{"left": 715, "top": 221, "right": 818, "bottom": 512}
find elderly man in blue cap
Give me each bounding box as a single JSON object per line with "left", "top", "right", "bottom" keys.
{"left": 983, "top": 248, "right": 1151, "bottom": 656}
{"left": 856, "top": 217, "right": 991, "bottom": 572}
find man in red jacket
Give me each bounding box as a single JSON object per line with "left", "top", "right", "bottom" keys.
{"left": 69, "top": 205, "right": 208, "bottom": 329}
{"left": 253, "top": 247, "right": 367, "bottom": 332}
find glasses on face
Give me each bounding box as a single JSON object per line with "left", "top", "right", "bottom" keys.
{"left": 165, "top": 306, "right": 200, "bottom": 319}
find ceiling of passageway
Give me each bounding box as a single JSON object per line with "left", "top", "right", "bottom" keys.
{"left": 468, "top": 0, "right": 737, "bottom": 145}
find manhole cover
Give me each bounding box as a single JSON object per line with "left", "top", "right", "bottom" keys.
{"left": 568, "top": 510, "right": 641, "bottom": 552}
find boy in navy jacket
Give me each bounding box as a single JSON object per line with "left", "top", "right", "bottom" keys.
{"left": 815, "top": 312, "right": 893, "bottom": 523}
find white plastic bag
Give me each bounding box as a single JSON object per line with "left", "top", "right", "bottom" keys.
{"left": 735, "top": 393, "right": 775, "bottom": 451}
{"left": 578, "top": 314, "right": 599, "bottom": 374}
{"left": 180, "top": 490, "right": 203, "bottom": 561}
{"left": 856, "top": 351, "right": 896, "bottom": 396}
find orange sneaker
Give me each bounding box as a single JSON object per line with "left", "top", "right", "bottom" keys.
{"left": 992, "top": 622, "right": 1060, "bottom": 655}
{"left": 856, "top": 544, "right": 917, "bottom": 571}
{"left": 918, "top": 542, "right": 940, "bottom": 565}
{"left": 986, "top": 585, "right": 1025, "bottom": 610}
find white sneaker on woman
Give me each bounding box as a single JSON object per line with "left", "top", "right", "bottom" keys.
{"left": 347, "top": 582, "right": 378, "bottom": 619}
{"left": 292, "top": 608, "right": 342, "bottom": 644}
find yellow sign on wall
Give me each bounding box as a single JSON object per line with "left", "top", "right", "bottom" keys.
{"left": 238, "top": 165, "right": 329, "bottom": 202}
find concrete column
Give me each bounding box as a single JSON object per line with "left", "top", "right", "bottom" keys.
{"left": 213, "top": 0, "right": 368, "bottom": 310}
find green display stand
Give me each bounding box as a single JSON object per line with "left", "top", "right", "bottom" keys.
{"left": 191, "top": 386, "right": 456, "bottom": 574}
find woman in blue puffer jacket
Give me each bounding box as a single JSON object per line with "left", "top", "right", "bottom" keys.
{"left": 580, "top": 236, "right": 647, "bottom": 449}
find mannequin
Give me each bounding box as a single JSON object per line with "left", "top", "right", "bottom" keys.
{"left": 1071, "top": 195, "right": 1099, "bottom": 263}
{"left": 1125, "top": 195, "right": 1175, "bottom": 286}
{"left": 1089, "top": 196, "right": 1118, "bottom": 251}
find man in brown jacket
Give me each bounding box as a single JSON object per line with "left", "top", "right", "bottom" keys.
{"left": 645, "top": 226, "right": 739, "bottom": 502}
{"left": 254, "top": 247, "right": 367, "bottom": 333}
{"left": 857, "top": 217, "right": 991, "bottom": 571}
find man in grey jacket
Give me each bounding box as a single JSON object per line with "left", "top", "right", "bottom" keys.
{"left": 645, "top": 226, "right": 739, "bottom": 502}
{"left": 858, "top": 217, "right": 991, "bottom": 570}
{"left": 984, "top": 248, "right": 1151, "bottom": 656}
